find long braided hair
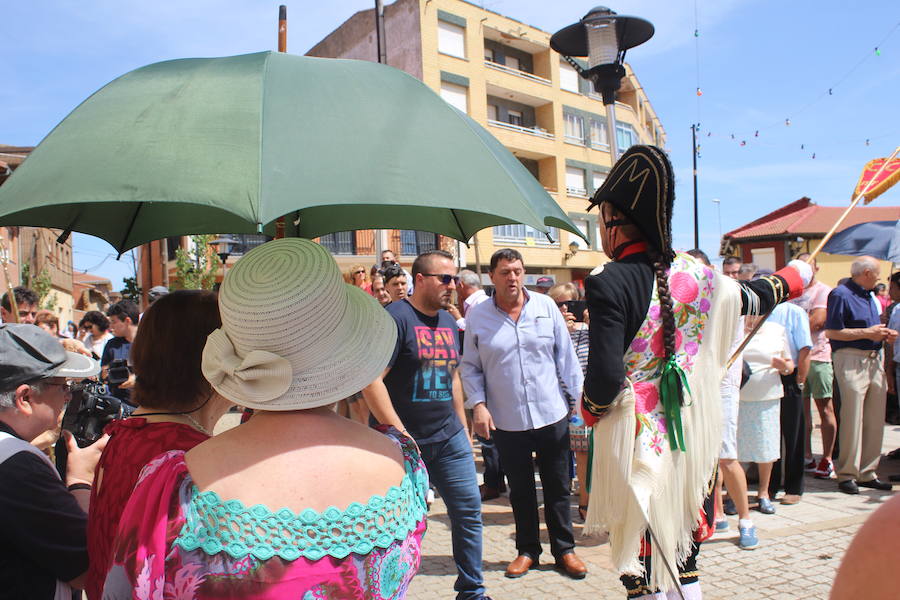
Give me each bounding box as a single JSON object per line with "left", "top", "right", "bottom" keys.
{"left": 652, "top": 254, "right": 678, "bottom": 370}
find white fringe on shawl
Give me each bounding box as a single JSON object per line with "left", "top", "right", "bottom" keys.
{"left": 584, "top": 273, "right": 741, "bottom": 593}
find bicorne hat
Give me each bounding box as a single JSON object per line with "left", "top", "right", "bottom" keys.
{"left": 588, "top": 145, "right": 675, "bottom": 264}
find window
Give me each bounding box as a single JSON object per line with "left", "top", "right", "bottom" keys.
{"left": 616, "top": 123, "right": 636, "bottom": 154}
{"left": 591, "top": 172, "right": 606, "bottom": 194}
{"left": 487, "top": 104, "right": 498, "bottom": 121}
{"left": 566, "top": 166, "right": 587, "bottom": 197}
{"left": 484, "top": 47, "right": 494, "bottom": 62}
{"left": 493, "top": 224, "right": 559, "bottom": 244}
{"left": 571, "top": 219, "right": 590, "bottom": 249}
{"left": 440, "top": 81, "right": 468, "bottom": 113}
{"left": 505, "top": 55, "right": 520, "bottom": 71}
{"left": 751, "top": 247, "right": 776, "bottom": 272}
{"left": 317, "top": 231, "right": 355, "bottom": 255}
{"left": 560, "top": 61, "right": 579, "bottom": 92}
{"left": 589, "top": 119, "right": 608, "bottom": 148}
{"left": 230, "top": 234, "right": 269, "bottom": 256}
{"left": 507, "top": 109, "right": 523, "bottom": 126}
{"left": 564, "top": 113, "right": 584, "bottom": 144}
{"left": 400, "top": 231, "right": 439, "bottom": 256}
{"left": 438, "top": 21, "right": 466, "bottom": 58}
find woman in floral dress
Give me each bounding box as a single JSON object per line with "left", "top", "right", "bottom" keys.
{"left": 579, "top": 146, "right": 810, "bottom": 599}
{"left": 102, "top": 239, "right": 427, "bottom": 599}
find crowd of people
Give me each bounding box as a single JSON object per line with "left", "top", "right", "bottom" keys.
{"left": 0, "top": 146, "right": 896, "bottom": 599}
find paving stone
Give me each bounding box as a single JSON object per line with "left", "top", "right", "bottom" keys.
{"left": 405, "top": 417, "right": 899, "bottom": 599}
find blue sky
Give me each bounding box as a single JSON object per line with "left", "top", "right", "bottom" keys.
{"left": 2, "top": 1, "right": 899, "bottom": 289}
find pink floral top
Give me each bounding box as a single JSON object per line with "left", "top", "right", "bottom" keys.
{"left": 102, "top": 428, "right": 428, "bottom": 599}
{"left": 625, "top": 254, "right": 714, "bottom": 458}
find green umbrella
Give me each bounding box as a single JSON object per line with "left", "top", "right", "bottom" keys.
{"left": 0, "top": 51, "right": 585, "bottom": 252}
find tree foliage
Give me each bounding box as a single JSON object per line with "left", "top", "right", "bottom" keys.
{"left": 172, "top": 235, "right": 220, "bottom": 290}
{"left": 120, "top": 276, "right": 142, "bottom": 303}
{"left": 20, "top": 261, "right": 58, "bottom": 311}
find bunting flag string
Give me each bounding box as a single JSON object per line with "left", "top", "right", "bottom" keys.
{"left": 691, "top": 19, "right": 899, "bottom": 160}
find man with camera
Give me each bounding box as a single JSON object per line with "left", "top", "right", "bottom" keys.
{"left": 0, "top": 323, "right": 107, "bottom": 599}
{"left": 102, "top": 300, "right": 139, "bottom": 405}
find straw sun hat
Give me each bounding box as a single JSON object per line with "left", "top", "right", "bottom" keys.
{"left": 201, "top": 238, "right": 397, "bottom": 411}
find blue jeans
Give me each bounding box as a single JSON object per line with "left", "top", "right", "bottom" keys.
{"left": 418, "top": 427, "right": 485, "bottom": 600}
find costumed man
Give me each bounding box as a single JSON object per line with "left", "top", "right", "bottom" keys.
{"left": 580, "top": 145, "right": 811, "bottom": 598}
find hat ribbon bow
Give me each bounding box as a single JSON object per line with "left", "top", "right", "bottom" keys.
{"left": 202, "top": 329, "right": 292, "bottom": 404}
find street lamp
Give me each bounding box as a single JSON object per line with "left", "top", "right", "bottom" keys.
{"left": 208, "top": 235, "right": 237, "bottom": 273}
{"left": 551, "top": 6, "right": 654, "bottom": 160}
{"left": 564, "top": 240, "right": 580, "bottom": 262}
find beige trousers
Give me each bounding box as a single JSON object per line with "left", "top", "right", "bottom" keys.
{"left": 833, "top": 348, "right": 887, "bottom": 482}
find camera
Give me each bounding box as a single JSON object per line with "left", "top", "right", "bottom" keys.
{"left": 63, "top": 380, "right": 134, "bottom": 447}
{"left": 106, "top": 358, "right": 131, "bottom": 387}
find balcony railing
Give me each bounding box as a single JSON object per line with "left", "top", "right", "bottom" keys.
{"left": 484, "top": 60, "right": 551, "bottom": 86}
{"left": 488, "top": 119, "right": 554, "bottom": 140}
{"left": 564, "top": 134, "right": 586, "bottom": 146}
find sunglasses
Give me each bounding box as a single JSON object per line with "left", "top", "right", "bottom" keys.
{"left": 421, "top": 273, "right": 460, "bottom": 285}
{"left": 353, "top": 270, "right": 366, "bottom": 275}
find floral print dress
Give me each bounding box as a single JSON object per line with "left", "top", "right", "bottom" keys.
{"left": 102, "top": 428, "right": 428, "bottom": 599}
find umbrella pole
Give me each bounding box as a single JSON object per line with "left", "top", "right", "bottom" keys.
{"left": 274, "top": 5, "right": 288, "bottom": 240}
{"left": 372, "top": 0, "right": 388, "bottom": 259}
{"left": 725, "top": 145, "right": 900, "bottom": 369}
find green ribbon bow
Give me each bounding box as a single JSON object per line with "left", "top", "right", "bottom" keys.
{"left": 659, "top": 357, "right": 691, "bottom": 452}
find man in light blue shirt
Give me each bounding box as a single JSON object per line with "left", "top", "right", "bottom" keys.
{"left": 767, "top": 300, "right": 813, "bottom": 504}
{"left": 461, "top": 249, "right": 585, "bottom": 580}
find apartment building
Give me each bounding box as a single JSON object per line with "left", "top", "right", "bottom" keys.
{"left": 307, "top": 0, "right": 666, "bottom": 286}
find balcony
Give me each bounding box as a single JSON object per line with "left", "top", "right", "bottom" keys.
{"left": 484, "top": 60, "right": 551, "bottom": 86}
{"left": 487, "top": 119, "right": 554, "bottom": 140}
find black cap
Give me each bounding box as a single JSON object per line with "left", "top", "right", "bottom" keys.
{"left": 0, "top": 324, "right": 99, "bottom": 392}
{"left": 535, "top": 276, "right": 554, "bottom": 288}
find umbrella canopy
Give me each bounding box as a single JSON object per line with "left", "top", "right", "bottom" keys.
{"left": 820, "top": 220, "right": 900, "bottom": 263}
{"left": 0, "top": 51, "right": 584, "bottom": 252}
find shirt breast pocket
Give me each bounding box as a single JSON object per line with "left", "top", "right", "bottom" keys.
{"left": 536, "top": 315, "right": 555, "bottom": 338}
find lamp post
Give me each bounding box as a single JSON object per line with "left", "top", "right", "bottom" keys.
{"left": 208, "top": 235, "right": 237, "bottom": 275}
{"left": 551, "top": 6, "right": 654, "bottom": 160}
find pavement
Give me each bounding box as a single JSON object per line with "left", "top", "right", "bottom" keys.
{"left": 408, "top": 418, "right": 900, "bottom": 599}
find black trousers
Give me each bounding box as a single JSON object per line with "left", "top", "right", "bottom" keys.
{"left": 769, "top": 371, "right": 805, "bottom": 497}
{"left": 492, "top": 416, "right": 575, "bottom": 560}
{"left": 476, "top": 435, "right": 505, "bottom": 489}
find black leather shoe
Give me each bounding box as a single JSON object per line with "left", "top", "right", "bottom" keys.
{"left": 858, "top": 478, "right": 893, "bottom": 491}
{"left": 838, "top": 480, "right": 859, "bottom": 495}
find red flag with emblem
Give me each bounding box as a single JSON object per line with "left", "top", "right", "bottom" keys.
{"left": 853, "top": 157, "right": 900, "bottom": 204}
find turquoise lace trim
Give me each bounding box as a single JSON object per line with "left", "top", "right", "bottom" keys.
{"left": 174, "top": 457, "right": 428, "bottom": 561}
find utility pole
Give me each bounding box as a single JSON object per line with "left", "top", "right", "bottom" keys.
{"left": 691, "top": 123, "right": 699, "bottom": 248}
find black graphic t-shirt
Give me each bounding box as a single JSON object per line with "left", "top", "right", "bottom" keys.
{"left": 384, "top": 299, "right": 463, "bottom": 445}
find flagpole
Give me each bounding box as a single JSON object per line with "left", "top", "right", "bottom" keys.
{"left": 725, "top": 145, "right": 900, "bottom": 369}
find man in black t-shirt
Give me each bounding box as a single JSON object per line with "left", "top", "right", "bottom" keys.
{"left": 364, "top": 250, "right": 488, "bottom": 600}
{"left": 102, "top": 300, "right": 139, "bottom": 405}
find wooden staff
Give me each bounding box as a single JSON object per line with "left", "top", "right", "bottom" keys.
{"left": 274, "top": 5, "right": 288, "bottom": 240}
{"left": 0, "top": 233, "right": 19, "bottom": 323}
{"left": 725, "top": 145, "right": 900, "bottom": 369}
